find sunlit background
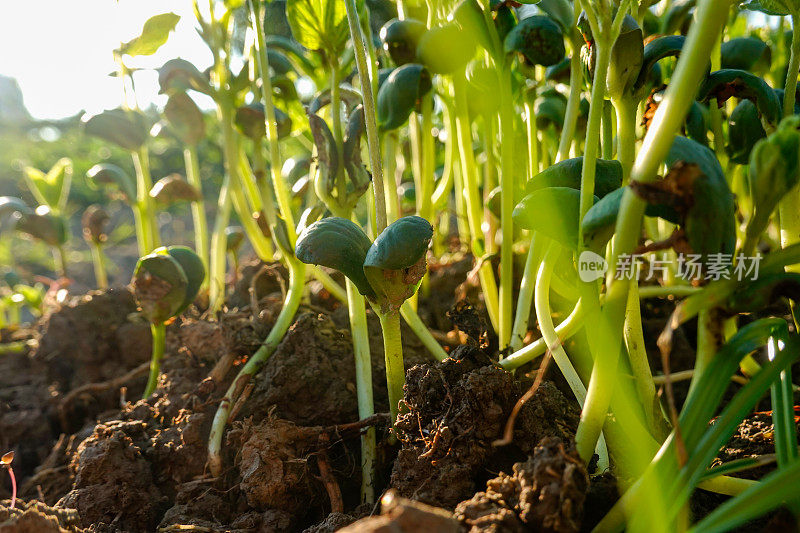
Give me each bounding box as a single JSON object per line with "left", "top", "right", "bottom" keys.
{"left": 0, "top": 0, "right": 211, "bottom": 120}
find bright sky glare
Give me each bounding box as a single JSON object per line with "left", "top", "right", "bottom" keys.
{"left": 0, "top": 1, "right": 213, "bottom": 120}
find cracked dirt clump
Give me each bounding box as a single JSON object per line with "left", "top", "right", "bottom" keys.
{"left": 454, "top": 436, "right": 589, "bottom": 533}
{"left": 390, "top": 345, "right": 579, "bottom": 509}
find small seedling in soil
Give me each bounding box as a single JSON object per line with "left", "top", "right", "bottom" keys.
{"left": 132, "top": 245, "right": 205, "bottom": 398}
{"left": 1, "top": 451, "right": 16, "bottom": 509}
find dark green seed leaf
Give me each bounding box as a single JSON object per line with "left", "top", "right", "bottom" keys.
{"left": 295, "top": 217, "right": 375, "bottom": 298}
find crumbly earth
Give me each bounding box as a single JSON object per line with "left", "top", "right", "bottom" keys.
{"left": 2, "top": 257, "right": 791, "bottom": 532}
{"left": 389, "top": 344, "right": 580, "bottom": 510}
{"left": 454, "top": 437, "right": 589, "bottom": 533}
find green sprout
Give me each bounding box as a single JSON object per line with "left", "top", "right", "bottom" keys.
{"left": 132, "top": 245, "right": 204, "bottom": 398}
{"left": 81, "top": 205, "right": 111, "bottom": 289}
{"left": 296, "top": 215, "right": 433, "bottom": 422}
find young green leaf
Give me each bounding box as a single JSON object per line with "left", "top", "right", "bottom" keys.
{"left": 286, "top": 0, "right": 354, "bottom": 55}
{"left": 161, "top": 246, "right": 205, "bottom": 315}
{"left": 363, "top": 216, "right": 433, "bottom": 312}
{"left": 150, "top": 174, "right": 202, "bottom": 205}
{"left": 525, "top": 157, "right": 623, "bottom": 198}
{"left": 86, "top": 164, "right": 137, "bottom": 204}
{"left": 746, "top": 116, "right": 800, "bottom": 239}
{"left": 698, "top": 69, "right": 782, "bottom": 129}
{"left": 376, "top": 64, "right": 432, "bottom": 131}
{"left": 721, "top": 37, "right": 771, "bottom": 73}
{"left": 295, "top": 217, "right": 376, "bottom": 298}
{"left": 503, "top": 16, "right": 566, "bottom": 68}
{"left": 132, "top": 252, "right": 189, "bottom": 324}
{"left": 235, "top": 103, "right": 292, "bottom": 141}
{"left": 307, "top": 110, "right": 341, "bottom": 198}
{"left": 514, "top": 187, "right": 597, "bottom": 250}
{"left": 157, "top": 58, "right": 212, "bottom": 95}
{"left": 16, "top": 206, "right": 69, "bottom": 247}
{"left": 380, "top": 18, "right": 427, "bottom": 66}
{"left": 164, "top": 92, "right": 206, "bottom": 146}
{"left": 23, "top": 158, "right": 72, "bottom": 212}
{"left": 117, "top": 13, "right": 180, "bottom": 57}
{"left": 83, "top": 108, "right": 150, "bottom": 152}
{"left": 416, "top": 22, "right": 476, "bottom": 75}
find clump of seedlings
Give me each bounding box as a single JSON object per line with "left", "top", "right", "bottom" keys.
{"left": 8, "top": 0, "right": 800, "bottom": 530}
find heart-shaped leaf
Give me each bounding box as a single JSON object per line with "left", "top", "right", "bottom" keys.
{"left": 287, "top": 0, "right": 354, "bottom": 55}
{"left": 23, "top": 158, "right": 72, "bottom": 212}
{"left": 295, "top": 217, "right": 376, "bottom": 298}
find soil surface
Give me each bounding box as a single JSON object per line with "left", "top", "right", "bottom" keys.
{"left": 0, "top": 257, "right": 795, "bottom": 532}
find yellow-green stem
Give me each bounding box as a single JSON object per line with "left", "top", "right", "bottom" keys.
{"left": 378, "top": 311, "right": 405, "bottom": 423}
{"left": 143, "top": 322, "right": 166, "bottom": 398}
{"left": 184, "top": 146, "right": 210, "bottom": 288}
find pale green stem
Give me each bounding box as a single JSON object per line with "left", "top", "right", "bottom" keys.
{"left": 378, "top": 310, "right": 405, "bottom": 423}
{"left": 208, "top": 171, "right": 232, "bottom": 314}
{"left": 510, "top": 236, "right": 538, "bottom": 352}
{"left": 536, "top": 242, "right": 609, "bottom": 470}
{"left": 132, "top": 147, "right": 160, "bottom": 253}
{"left": 346, "top": 280, "right": 376, "bottom": 503}
{"left": 498, "top": 64, "right": 515, "bottom": 352}
{"left": 557, "top": 25, "right": 585, "bottom": 161}
{"left": 208, "top": 259, "right": 306, "bottom": 476}
{"left": 779, "top": 19, "right": 800, "bottom": 281}
{"left": 250, "top": 0, "right": 297, "bottom": 240}
{"left": 452, "top": 72, "right": 500, "bottom": 333}
{"left": 90, "top": 242, "right": 108, "bottom": 289}
{"left": 382, "top": 134, "right": 400, "bottom": 223}
{"left": 143, "top": 322, "right": 166, "bottom": 398}
{"left": 343, "top": 0, "right": 387, "bottom": 233}
{"left": 576, "top": 0, "right": 729, "bottom": 463}
{"left": 525, "top": 92, "right": 539, "bottom": 179}
{"left": 784, "top": 17, "right": 800, "bottom": 119}
{"left": 312, "top": 266, "right": 347, "bottom": 303}
{"left": 184, "top": 146, "right": 210, "bottom": 288}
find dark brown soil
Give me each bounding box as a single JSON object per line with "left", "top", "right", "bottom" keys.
{"left": 390, "top": 344, "right": 580, "bottom": 510}
{"left": 2, "top": 255, "right": 791, "bottom": 532}
{"left": 454, "top": 436, "right": 589, "bottom": 532}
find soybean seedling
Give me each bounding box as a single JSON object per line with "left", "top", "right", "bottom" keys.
{"left": 0, "top": 197, "right": 69, "bottom": 279}
{"left": 82, "top": 205, "right": 111, "bottom": 290}
{"left": 1, "top": 451, "right": 15, "bottom": 510}
{"left": 296, "top": 215, "right": 433, "bottom": 422}
{"left": 132, "top": 246, "right": 204, "bottom": 398}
